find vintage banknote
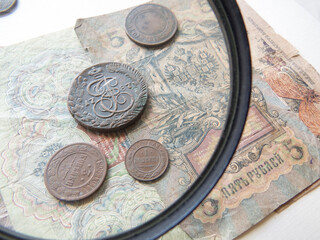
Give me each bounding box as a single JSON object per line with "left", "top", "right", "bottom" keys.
{"left": 75, "top": 0, "right": 231, "bottom": 210}
{"left": 74, "top": 0, "right": 320, "bottom": 239}
{"left": 0, "top": 28, "right": 192, "bottom": 239}
{"left": 239, "top": 0, "right": 320, "bottom": 138}
{"left": 0, "top": 0, "right": 229, "bottom": 239}
{"left": 0, "top": 0, "right": 231, "bottom": 238}
{"left": 180, "top": 1, "right": 320, "bottom": 239}
{"left": 0, "top": 0, "right": 319, "bottom": 240}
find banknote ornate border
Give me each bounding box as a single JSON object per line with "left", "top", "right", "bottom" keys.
{"left": 0, "top": 0, "right": 252, "bottom": 239}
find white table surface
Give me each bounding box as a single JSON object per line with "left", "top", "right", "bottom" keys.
{"left": 1, "top": 0, "right": 320, "bottom": 239}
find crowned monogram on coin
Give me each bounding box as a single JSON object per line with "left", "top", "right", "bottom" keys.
{"left": 125, "top": 139, "right": 169, "bottom": 181}
{"left": 68, "top": 62, "right": 148, "bottom": 131}
{"left": 44, "top": 143, "right": 107, "bottom": 201}
{"left": 125, "top": 3, "right": 178, "bottom": 46}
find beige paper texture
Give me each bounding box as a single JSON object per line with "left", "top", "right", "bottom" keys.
{"left": 0, "top": 0, "right": 318, "bottom": 239}
{"left": 75, "top": 0, "right": 320, "bottom": 239}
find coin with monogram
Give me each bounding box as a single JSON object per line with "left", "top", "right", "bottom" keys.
{"left": 125, "top": 139, "right": 169, "bottom": 181}
{"left": 68, "top": 62, "right": 148, "bottom": 131}
{"left": 44, "top": 143, "right": 107, "bottom": 201}
{"left": 0, "top": 0, "right": 16, "bottom": 13}
{"left": 125, "top": 3, "right": 178, "bottom": 46}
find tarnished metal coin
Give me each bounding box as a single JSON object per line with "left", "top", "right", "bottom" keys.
{"left": 125, "top": 139, "right": 169, "bottom": 181}
{"left": 44, "top": 143, "right": 107, "bottom": 201}
{"left": 125, "top": 3, "right": 178, "bottom": 46}
{"left": 68, "top": 62, "right": 148, "bottom": 132}
{"left": 0, "top": 0, "right": 16, "bottom": 13}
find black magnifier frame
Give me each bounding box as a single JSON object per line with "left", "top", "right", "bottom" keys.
{"left": 0, "top": 0, "right": 251, "bottom": 239}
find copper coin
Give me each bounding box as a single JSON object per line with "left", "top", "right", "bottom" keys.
{"left": 125, "top": 139, "right": 169, "bottom": 181}
{"left": 125, "top": 3, "right": 178, "bottom": 46}
{"left": 44, "top": 143, "right": 107, "bottom": 201}
{"left": 0, "top": 0, "right": 16, "bottom": 13}
{"left": 68, "top": 62, "right": 148, "bottom": 132}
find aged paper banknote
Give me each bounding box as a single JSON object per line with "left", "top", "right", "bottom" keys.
{"left": 75, "top": 0, "right": 320, "bottom": 239}
{"left": 75, "top": 0, "right": 232, "bottom": 211}
{"left": 0, "top": 28, "right": 191, "bottom": 239}
{"left": 0, "top": 0, "right": 229, "bottom": 239}
{"left": 0, "top": 0, "right": 319, "bottom": 239}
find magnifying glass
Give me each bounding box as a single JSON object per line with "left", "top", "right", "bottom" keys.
{"left": 0, "top": 0, "right": 251, "bottom": 239}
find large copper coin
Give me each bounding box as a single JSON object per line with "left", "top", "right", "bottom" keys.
{"left": 0, "top": 0, "right": 16, "bottom": 13}
{"left": 68, "top": 62, "right": 148, "bottom": 132}
{"left": 44, "top": 143, "right": 107, "bottom": 201}
{"left": 125, "top": 139, "right": 169, "bottom": 181}
{"left": 125, "top": 3, "right": 178, "bottom": 46}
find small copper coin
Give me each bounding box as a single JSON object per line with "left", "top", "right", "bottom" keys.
{"left": 68, "top": 62, "right": 148, "bottom": 132}
{"left": 125, "top": 139, "right": 169, "bottom": 181}
{"left": 44, "top": 143, "right": 107, "bottom": 201}
{"left": 125, "top": 3, "right": 178, "bottom": 46}
{"left": 0, "top": 0, "right": 16, "bottom": 13}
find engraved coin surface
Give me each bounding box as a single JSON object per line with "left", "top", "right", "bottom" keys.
{"left": 125, "top": 3, "right": 178, "bottom": 46}
{"left": 68, "top": 62, "right": 148, "bottom": 131}
{"left": 125, "top": 139, "right": 169, "bottom": 181}
{"left": 44, "top": 143, "right": 107, "bottom": 201}
{"left": 0, "top": 0, "right": 16, "bottom": 13}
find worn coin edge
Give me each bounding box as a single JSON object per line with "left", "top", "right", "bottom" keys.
{"left": 125, "top": 3, "right": 178, "bottom": 46}
{"left": 44, "top": 142, "right": 107, "bottom": 201}
{"left": 125, "top": 139, "right": 169, "bottom": 181}
{"left": 67, "top": 62, "right": 148, "bottom": 132}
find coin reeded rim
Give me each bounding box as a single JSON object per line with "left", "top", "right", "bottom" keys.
{"left": 44, "top": 142, "right": 107, "bottom": 201}
{"left": 125, "top": 3, "right": 178, "bottom": 46}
